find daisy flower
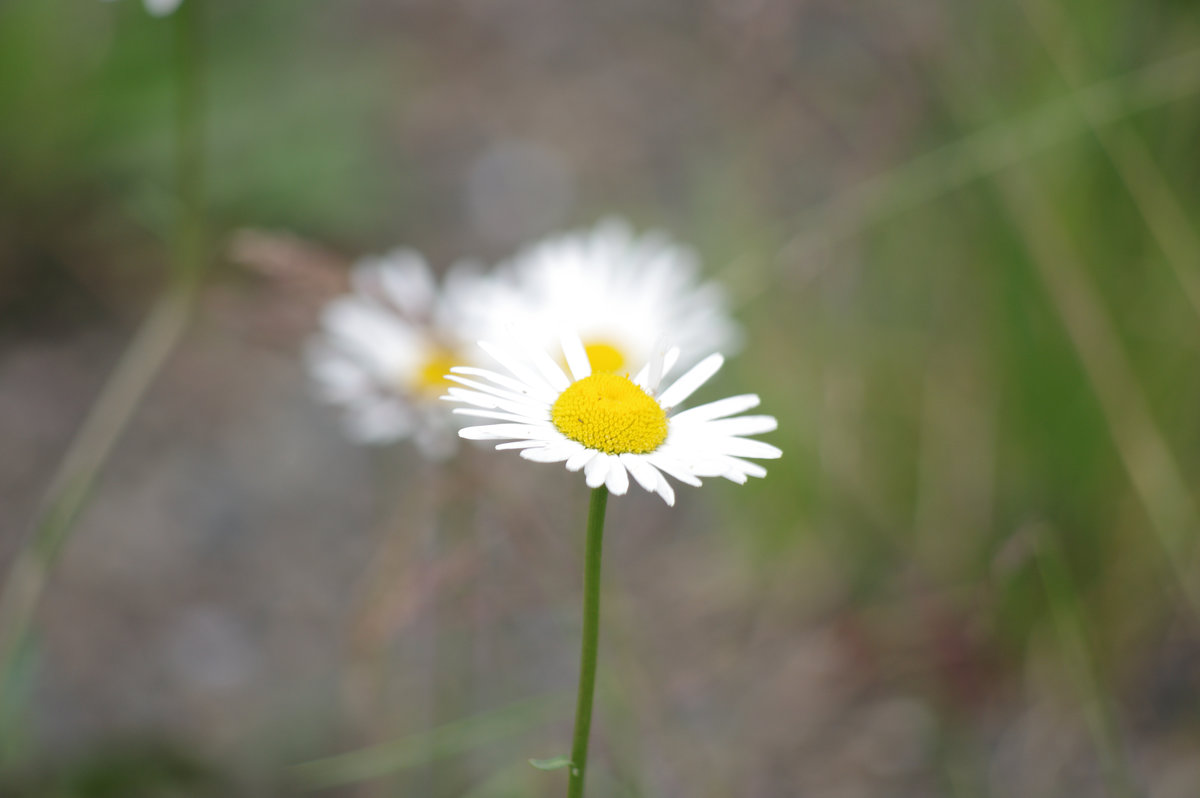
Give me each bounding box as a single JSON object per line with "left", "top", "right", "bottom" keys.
{"left": 307, "top": 249, "right": 494, "bottom": 458}
{"left": 444, "top": 334, "right": 780, "bottom": 504}
{"left": 101, "top": 0, "right": 184, "bottom": 16}
{"left": 486, "top": 218, "right": 740, "bottom": 376}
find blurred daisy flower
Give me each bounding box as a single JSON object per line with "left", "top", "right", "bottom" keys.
{"left": 444, "top": 334, "right": 780, "bottom": 504}
{"left": 307, "top": 249, "right": 494, "bottom": 458}
{"left": 488, "top": 218, "right": 740, "bottom": 375}
{"left": 101, "top": 0, "right": 184, "bottom": 16}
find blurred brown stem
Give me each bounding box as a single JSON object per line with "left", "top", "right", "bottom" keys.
{"left": 1033, "top": 526, "right": 1137, "bottom": 798}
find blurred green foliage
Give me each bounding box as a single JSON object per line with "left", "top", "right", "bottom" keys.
{"left": 3, "top": 741, "right": 229, "bottom": 798}
{"left": 0, "top": 0, "right": 396, "bottom": 246}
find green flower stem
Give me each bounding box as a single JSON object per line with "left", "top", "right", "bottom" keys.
{"left": 567, "top": 486, "right": 608, "bottom": 798}
{"left": 174, "top": 0, "right": 206, "bottom": 288}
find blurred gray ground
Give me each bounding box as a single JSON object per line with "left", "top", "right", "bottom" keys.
{"left": 3, "top": 318, "right": 374, "bottom": 745}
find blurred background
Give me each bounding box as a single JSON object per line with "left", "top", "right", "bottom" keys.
{"left": 3, "top": 0, "right": 1200, "bottom": 795}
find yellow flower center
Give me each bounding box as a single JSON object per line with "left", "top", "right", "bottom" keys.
{"left": 551, "top": 373, "right": 668, "bottom": 454}
{"left": 413, "top": 349, "right": 459, "bottom": 396}
{"left": 583, "top": 340, "right": 626, "bottom": 373}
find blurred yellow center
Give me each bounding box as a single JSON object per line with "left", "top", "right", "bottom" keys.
{"left": 551, "top": 373, "right": 668, "bottom": 454}
{"left": 583, "top": 340, "right": 626, "bottom": 373}
{"left": 415, "top": 349, "right": 459, "bottom": 395}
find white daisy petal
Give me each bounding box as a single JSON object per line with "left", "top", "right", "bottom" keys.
{"left": 459, "top": 423, "right": 556, "bottom": 441}
{"left": 681, "top": 456, "right": 731, "bottom": 479}
{"left": 660, "top": 347, "right": 681, "bottom": 386}
{"left": 444, "top": 390, "right": 546, "bottom": 420}
{"left": 561, "top": 333, "right": 592, "bottom": 381}
{"left": 307, "top": 347, "right": 372, "bottom": 401}
{"left": 644, "top": 448, "right": 704, "bottom": 487}
{"left": 450, "top": 366, "right": 555, "bottom": 401}
{"left": 584, "top": 454, "right": 611, "bottom": 488}
{"left": 444, "top": 384, "right": 532, "bottom": 408}
{"left": 479, "top": 341, "right": 557, "bottom": 397}
{"left": 558, "top": 440, "right": 588, "bottom": 460}
{"left": 633, "top": 345, "right": 681, "bottom": 392}
{"left": 720, "top": 456, "right": 769, "bottom": 479}
{"left": 657, "top": 353, "right": 724, "bottom": 409}
{"left": 495, "top": 439, "right": 548, "bottom": 450}
{"left": 566, "top": 449, "right": 599, "bottom": 472}
{"left": 656, "top": 346, "right": 682, "bottom": 391}
{"left": 445, "top": 374, "right": 548, "bottom": 409}
{"left": 682, "top": 415, "right": 778, "bottom": 437}
{"left": 605, "top": 460, "right": 630, "bottom": 495}
{"left": 619, "top": 454, "right": 659, "bottom": 494}
{"left": 714, "top": 437, "right": 784, "bottom": 459}
{"left": 667, "top": 441, "right": 744, "bottom": 475}
{"left": 651, "top": 468, "right": 676, "bottom": 506}
{"left": 521, "top": 443, "right": 577, "bottom": 463}
{"left": 442, "top": 387, "right": 515, "bottom": 410}
{"left": 322, "top": 300, "right": 421, "bottom": 377}
{"left": 373, "top": 250, "right": 435, "bottom": 315}
{"left": 722, "top": 468, "right": 750, "bottom": 485}
{"left": 451, "top": 408, "right": 541, "bottom": 424}
{"left": 529, "top": 346, "right": 572, "bottom": 392}
{"left": 636, "top": 346, "right": 663, "bottom": 391}
{"left": 671, "top": 394, "right": 761, "bottom": 423}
